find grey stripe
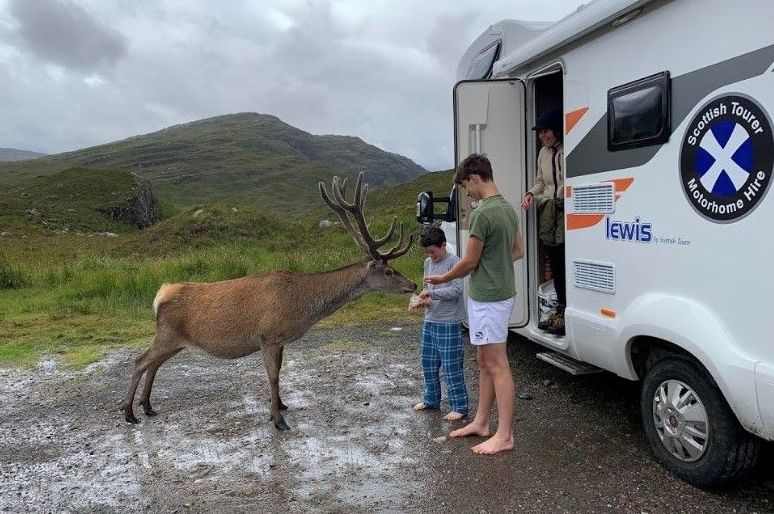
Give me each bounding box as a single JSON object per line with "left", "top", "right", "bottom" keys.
{"left": 566, "top": 44, "right": 774, "bottom": 178}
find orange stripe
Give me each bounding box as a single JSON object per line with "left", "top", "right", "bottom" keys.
{"left": 607, "top": 177, "right": 634, "bottom": 192}
{"left": 565, "top": 177, "right": 635, "bottom": 231}
{"left": 565, "top": 107, "right": 589, "bottom": 134}
{"left": 600, "top": 308, "right": 616, "bottom": 318}
{"left": 566, "top": 213, "right": 604, "bottom": 230}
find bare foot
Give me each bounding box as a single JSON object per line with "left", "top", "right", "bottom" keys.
{"left": 471, "top": 433, "right": 514, "bottom": 455}
{"left": 413, "top": 402, "right": 428, "bottom": 411}
{"left": 449, "top": 420, "right": 490, "bottom": 438}
{"left": 443, "top": 411, "right": 466, "bottom": 421}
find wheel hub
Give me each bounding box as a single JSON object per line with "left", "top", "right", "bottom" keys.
{"left": 652, "top": 379, "right": 709, "bottom": 462}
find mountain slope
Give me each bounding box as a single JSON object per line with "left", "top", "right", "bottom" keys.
{"left": 0, "top": 113, "right": 426, "bottom": 213}
{"left": 0, "top": 148, "right": 46, "bottom": 162}
{"left": 0, "top": 167, "right": 168, "bottom": 234}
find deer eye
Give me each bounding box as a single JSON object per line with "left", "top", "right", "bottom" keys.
{"left": 384, "top": 268, "right": 393, "bottom": 276}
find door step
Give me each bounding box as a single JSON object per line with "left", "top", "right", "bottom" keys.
{"left": 536, "top": 352, "right": 603, "bottom": 375}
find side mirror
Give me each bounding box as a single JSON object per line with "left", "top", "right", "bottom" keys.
{"left": 416, "top": 191, "right": 434, "bottom": 224}
{"left": 416, "top": 186, "right": 458, "bottom": 224}
{"left": 446, "top": 186, "right": 458, "bottom": 223}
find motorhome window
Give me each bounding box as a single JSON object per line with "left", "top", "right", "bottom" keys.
{"left": 607, "top": 71, "right": 670, "bottom": 150}
{"left": 466, "top": 41, "right": 500, "bottom": 79}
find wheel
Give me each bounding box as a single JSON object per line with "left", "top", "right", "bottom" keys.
{"left": 640, "top": 355, "right": 759, "bottom": 487}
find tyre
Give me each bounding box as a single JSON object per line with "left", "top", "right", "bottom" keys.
{"left": 640, "top": 355, "right": 759, "bottom": 487}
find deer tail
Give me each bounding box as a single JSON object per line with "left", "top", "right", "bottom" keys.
{"left": 153, "top": 283, "right": 180, "bottom": 317}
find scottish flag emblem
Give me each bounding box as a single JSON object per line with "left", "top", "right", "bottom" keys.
{"left": 681, "top": 95, "right": 772, "bottom": 223}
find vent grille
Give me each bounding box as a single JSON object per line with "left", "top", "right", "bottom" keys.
{"left": 573, "top": 259, "right": 616, "bottom": 294}
{"left": 572, "top": 183, "right": 615, "bottom": 213}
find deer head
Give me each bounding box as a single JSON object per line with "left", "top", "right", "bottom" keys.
{"left": 319, "top": 173, "right": 416, "bottom": 294}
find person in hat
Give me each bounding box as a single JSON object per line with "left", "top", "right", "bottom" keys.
{"left": 520, "top": 108, "right": 566, "bottom": 335}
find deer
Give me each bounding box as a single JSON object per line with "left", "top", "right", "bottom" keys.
{"left": 120, "top": 172, "right": 417, "bottom": 430}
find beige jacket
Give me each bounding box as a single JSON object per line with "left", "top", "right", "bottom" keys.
{"left": 528, "top": 143, "right": 564, "bottom": 200}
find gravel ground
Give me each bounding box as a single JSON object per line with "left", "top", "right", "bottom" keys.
{"left": 1, "top": 322, "right": 773, "bottom": 513}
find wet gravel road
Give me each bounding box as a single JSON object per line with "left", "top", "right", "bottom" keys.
{"left": 1, "top": 322, "right": 773, "bottom": 513}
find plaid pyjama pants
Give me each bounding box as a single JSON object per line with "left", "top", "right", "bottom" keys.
{"left": 420, "top": 321, "right": 468, "bottom": 414}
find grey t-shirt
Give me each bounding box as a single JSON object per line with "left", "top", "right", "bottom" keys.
{"left": 423, "top": 252, "right": 465, "bottom": 323}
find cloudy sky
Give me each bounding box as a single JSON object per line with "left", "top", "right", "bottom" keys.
{"left": 0, "top": 0, "right": 583, "bottom": 171}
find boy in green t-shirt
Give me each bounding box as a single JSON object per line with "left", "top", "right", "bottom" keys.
{"left": 425, "top": 153, "right": 524, "bottom": 455}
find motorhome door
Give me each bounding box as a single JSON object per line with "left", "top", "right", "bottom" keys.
{"left": 453, "top": 79, "right": 528, "bottom": 327}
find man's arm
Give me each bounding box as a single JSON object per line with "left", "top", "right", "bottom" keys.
{"left": 425, "top": 275, "right": 463, "bottom": 301}
{"left": 512, "top": 233, "right": 525, "bottom": 261}
{"left": 424, "top": 236, "right": 483, "bottom": 285}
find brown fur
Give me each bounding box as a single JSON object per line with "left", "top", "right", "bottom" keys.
{"left": 121, "top": 173, "right": 416, "bottom": 430}
{"left": 120, "top": 260, "right": 416, "bottom": 429}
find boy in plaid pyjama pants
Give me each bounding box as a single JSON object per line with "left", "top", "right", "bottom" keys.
{"left": 412, "top": 227, "right": 468, "bottom": 421}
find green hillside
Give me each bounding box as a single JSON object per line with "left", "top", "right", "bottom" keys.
{"left": 0, "top": 170, "right": 455, "bottom": 366}
{"left": 0, "top": 167, "right": 174, "bottom": 234}
{"left": 0, "top": 113, "right": 426, "bottom": 214}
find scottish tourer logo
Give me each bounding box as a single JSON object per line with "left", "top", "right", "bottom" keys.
{"left": 680, "top": 95, "right": 773, "bottom": 222}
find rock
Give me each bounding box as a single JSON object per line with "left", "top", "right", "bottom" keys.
{"left": 433, "top": 436, "right": 447, "bottom": 444}
{"left": 100, "top": 174, "right": 160, "bottom": 228}
{"left": 192, "top": 209, "right": 204, "bottom": 218}
{"left": 517, "top": 392, "right": 534, "bottom": 400}
{"left": 542, "top": 379, "right": 553, "bottom": 387}
{"left": 318, "top": 219, "right": 334, "bottom": 229}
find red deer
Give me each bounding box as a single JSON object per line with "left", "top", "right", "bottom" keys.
{"left": 120, "top": 173, "right": 416, "bottom": 430}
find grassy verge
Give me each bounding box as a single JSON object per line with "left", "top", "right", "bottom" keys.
{"left": 0, "top": 216, "right": 426, "bottom": 368}
{"left": 0, "top": 171, "right": 455, "bottom": 368}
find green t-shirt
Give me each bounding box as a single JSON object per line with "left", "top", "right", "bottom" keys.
{"left": 468, "top": 195, "right": 520, "bottom": 301}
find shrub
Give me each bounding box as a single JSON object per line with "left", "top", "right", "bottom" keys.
{"left": 0, "top": 256, "right": 24, "bottom": 289}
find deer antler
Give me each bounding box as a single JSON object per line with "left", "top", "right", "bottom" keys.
{"left": 319, "top": 172, "right": 413, "bottom": 262}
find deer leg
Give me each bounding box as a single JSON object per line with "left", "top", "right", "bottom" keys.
{"left": 276, "top": 345, "right": 288, "bottom": 411}
{"left": 261, "top": 344, "right": 290, "bottom": 431}
{"left": 139, "top": 348, "right": 183, "bottom": 417}
{"left": 121, "top": 332, "right": 180, "bottom": 424}
{"left": 120, "top": 346, "right": 153, "bottom": 423}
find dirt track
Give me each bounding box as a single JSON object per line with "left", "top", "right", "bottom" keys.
{"left": 1, "top": 322, "right": 773, "bottom": 513}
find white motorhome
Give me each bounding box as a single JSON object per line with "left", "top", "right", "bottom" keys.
{"left": 418, "top": 0, "right": 773, "bottom": 486}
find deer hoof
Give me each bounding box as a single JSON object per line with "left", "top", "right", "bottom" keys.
{"left": 123, "top": 410, "right": 140, "bottom": 424}
{"left": 279, "top": 400, "right": 288, "bottom": 411}
{"left": 143, "top": 406, "right": 158, "bottom": 417}
{"left": 274, "top": 418, "right": 291, "bottom": 431}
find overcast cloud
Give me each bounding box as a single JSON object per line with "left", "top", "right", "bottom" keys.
{"left": 0, "top": 0, "right": 582, "bottom": 171}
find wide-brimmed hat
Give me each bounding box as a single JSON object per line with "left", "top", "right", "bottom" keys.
{"left": 532, "top": 108, "right": 562, "bottom": 132}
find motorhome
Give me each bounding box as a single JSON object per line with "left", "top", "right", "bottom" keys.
{"left": 417, "top": 0, "right": 773, "bottom": 486}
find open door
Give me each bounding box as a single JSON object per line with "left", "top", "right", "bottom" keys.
{"left": 454, "top": 79, "right": 528, "bottom": 328}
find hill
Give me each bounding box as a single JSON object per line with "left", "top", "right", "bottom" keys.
{"left": 0, "top": 167, "right": 168, "bottom": 234}
{"left": 0, "top": 148, "right": 46, "bottom": 162}
{"left": 0, "top": 113, "right": 426, "bottom": 214}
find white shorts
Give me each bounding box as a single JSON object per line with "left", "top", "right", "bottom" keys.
{"left": 468, "top": 297, "right": 515, "bottom": 345}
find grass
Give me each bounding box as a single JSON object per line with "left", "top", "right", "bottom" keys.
{"left": 0, "top": 171, "right": 458, "bottom": 368}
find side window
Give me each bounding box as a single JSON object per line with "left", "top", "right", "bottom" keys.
{"left": 607, "top": 71, "right": 670, "bottom": 151}
{"left": 466, "top": 41, "right": 500, "bottom": 80}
